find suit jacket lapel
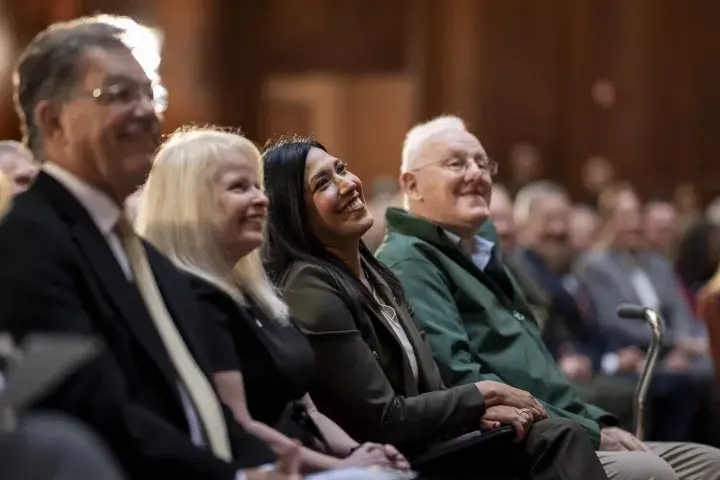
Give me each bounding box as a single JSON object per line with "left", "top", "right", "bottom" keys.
{"left": 147, "top": 247, "right": 214, "bottom": 377}
{"left": 36, "top": 173, "right": 180, "bottom": 391}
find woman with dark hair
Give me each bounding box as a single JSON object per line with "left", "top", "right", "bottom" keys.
{"left": 263, "top": 138, "right": 610, "bottom": 479}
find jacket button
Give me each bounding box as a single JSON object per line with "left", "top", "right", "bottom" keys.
{"left": 372, "top": 350, "right": 379, "bottom": 358}
{"left": 513, "top": 311, "right": 525, "bottom": 321}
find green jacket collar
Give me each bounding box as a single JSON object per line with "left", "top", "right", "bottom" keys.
{"left": 384, "top": 207, "right": 500, "bottom": 249}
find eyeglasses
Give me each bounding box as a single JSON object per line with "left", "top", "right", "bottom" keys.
{"left": 414, "top": 154, "right": 498, "bottom": 177}
{"left": 88, "top": 81, "right": 168, "bottom": 114}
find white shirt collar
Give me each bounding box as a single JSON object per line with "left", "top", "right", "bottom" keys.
{"left": 443, "top": 229, "right": 495, "bottom": 271}
{"left": 43, "top": 163, "right": 122, "bottom": 236}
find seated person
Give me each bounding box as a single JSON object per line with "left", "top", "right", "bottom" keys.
{"left": 261, "top": 138, "right": 608, "bottom": 480}
{"left": 511, "top": 181, "right": 696, "bottom": 442}
{"left": 490, "top": 182, "right": 637, "bottom": 429}
{"left": 136, "top": 127, "right": 408, "bottom": 474}
{"left": 576, "top": 184, "right": 712, "bottom": 378}
{"left": 376, "top": 115, "right": 720, "bottom": 479}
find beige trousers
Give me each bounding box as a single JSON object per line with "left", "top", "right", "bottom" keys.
{"left": 598, "top": 442, "right": 720, "bottom": 480}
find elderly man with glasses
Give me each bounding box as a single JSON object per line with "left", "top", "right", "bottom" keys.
{"left": 376, "top": 115, "right": 720, "bottom": 479}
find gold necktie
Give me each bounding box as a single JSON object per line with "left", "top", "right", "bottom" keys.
{"left": 116, "top": 217, "right": 232, "bottom": 461}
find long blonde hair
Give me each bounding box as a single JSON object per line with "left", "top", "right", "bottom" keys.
{"left": 136, "top": 126, "right": 288, "bottom": 322}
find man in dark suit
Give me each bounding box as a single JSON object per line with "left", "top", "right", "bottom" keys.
{"left": 0, "top": 15, "right": 297, "bottom": 480}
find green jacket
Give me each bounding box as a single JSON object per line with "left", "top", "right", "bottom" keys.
{"left": 376, "top": 208, "right": 617, "bottom": 447}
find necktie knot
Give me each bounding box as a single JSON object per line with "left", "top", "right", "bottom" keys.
{"left": 115, "top": 215, "right": 135, "bottom": 240}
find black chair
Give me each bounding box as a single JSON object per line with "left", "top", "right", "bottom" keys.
{"left": 410, "top": 426, "right": 516, "bottom": 478}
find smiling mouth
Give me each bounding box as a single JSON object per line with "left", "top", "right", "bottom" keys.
{"left": 340, "top": 196, "right": 365, "bottom": 213}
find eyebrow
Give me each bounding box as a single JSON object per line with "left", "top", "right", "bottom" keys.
{"left": 102, "top": 73, "right": 152, "bottom": 87}
{"left": 310, "top": 159, "right": 340, "bottom": 184}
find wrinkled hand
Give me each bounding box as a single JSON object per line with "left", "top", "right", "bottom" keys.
{"left": 480, "top": 405, "right": 534, "bottom": 442}
{"left": 340, "top": 443, "right": 392, "bottom": 469}
{"left": 246, "top": 440, "right": 302, "bottom": 480}
{"left": 599, "top": 427, "right": 651, "bottom": 452}
{"left": 664, "top": 348, "right": 693, "bottom": 373}
{"left": 475, "top": 380, "right": 548, "bottom": 421}
{"left": 559, "top": 354, "right": 593, "bottom": 381}
{"left": 617, "top": 346, "right": 645, "bottom": 373}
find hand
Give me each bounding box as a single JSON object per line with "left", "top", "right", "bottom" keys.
{"left": 599, "top": 427, "right": 651, "bottom": 453}
{"left": 616, "top": 346, "right": 645, "bottom": 372}
{"left": 559, "top": 354, "right": 592, "bottom": 381}
{"left": 480, "top": 405, "right": 534, "bottom": 442}
{"left": 340, "top": 443, "right": 392, "bottom": 469}
{"left": 381, "top": 444, "right": 410, "bottom": 471}
{"left": 678, "top": 335, "right": 709, "bottom": 358}
{"left": 665, "top": 348, "right": 693, "bottom": 373}
{"left": 475, "top": 380, "right": 548, "bottom": 421}
{"left": 246, "top": 441, "right": 302, "bottom": 480}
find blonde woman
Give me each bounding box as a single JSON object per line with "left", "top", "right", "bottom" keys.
{"left": 136, "top": 127, "right": 408, "bottom": 474}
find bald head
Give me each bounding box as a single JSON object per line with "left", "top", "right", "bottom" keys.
{"left": 0, "top": 141, "right": 37, "bottom": 195}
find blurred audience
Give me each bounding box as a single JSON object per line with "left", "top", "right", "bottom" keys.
{"left": 577, "top": 184, "right": 712, "bottom": 377}
{"left": 512, "top": 181, "right": 696, "bottom": 442}
{"left": 0, "top": 140, "right": 38, "bottom": 195}
{"left": 644, "top": 200, "right": 680, "bottom": 260}
{"left": 507, "top": 142, "right": 542, "bottom": 197}
{"left": 581, "top": 156, "right": 615, "bottom": 208}
{"left": 568, "top": 204, "right": 600, "bottom": 254}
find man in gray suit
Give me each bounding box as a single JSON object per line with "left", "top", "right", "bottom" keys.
{"left": 574, "top": 183, "right": 711, "bottom": 377}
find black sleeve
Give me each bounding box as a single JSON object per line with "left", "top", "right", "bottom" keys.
{"left": 0, "top": 215, "right": 253, "bottom": 479}
{"left": 190, "top": 279, "right": 244, "bottom": 373}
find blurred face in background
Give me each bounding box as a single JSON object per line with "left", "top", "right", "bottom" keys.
{"left": 403, "top": 129, "right": 493, "bottom": 237}
{"left": 0, "top": 150, "right": 38, "bottom": 195}
{"left": 609, "top": 190, "right": 644, "bottom": 252}
{"left": 568, "top": 206, "right": 600, "bottom": 254}
{"left": 523, "top": 192, "right": 573, "bottom": 273}
{"left": 489, "top": 185, "right": 516, "bottom": 254}
{"left": 644, "top": 202, "right": 679, "bottom": 258}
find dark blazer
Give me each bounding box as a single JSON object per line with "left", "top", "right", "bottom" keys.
{"left": 281, "top": 259, "right": 485, "bottom": 450}
{"left": 0, "top": 172, "right": 274, "bottom": 479}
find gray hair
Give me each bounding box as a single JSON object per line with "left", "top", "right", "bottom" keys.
{"left": 514, "top": 180, "right": 568, "bottom": 226}
{"left": 401, "top": 115, "right": 466, "bottom": 173}
{"left": 13, "top": 15, "right": 131, "bottom": 157}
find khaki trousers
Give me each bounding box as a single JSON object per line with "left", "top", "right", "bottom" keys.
{"left": 599, "top": 441, "right": 720, "bottom": 480}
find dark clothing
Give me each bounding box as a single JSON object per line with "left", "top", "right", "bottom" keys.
{"left": 282, "top": 259, "right": 486, "bottom": 449}
{"left": 0, "top": 413, "right": 127, "bottom": 480}
{"left": 514, "top": 248, "right": 606, "bottom": 368}
{"left": 0, "top": 173, "right": 275, "bottom": 479}
{"left": 190, "top": 275, "right": 314, "bottom": 428}
{"left": 419, "top": 418, "right": 608, "bottom": 480}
